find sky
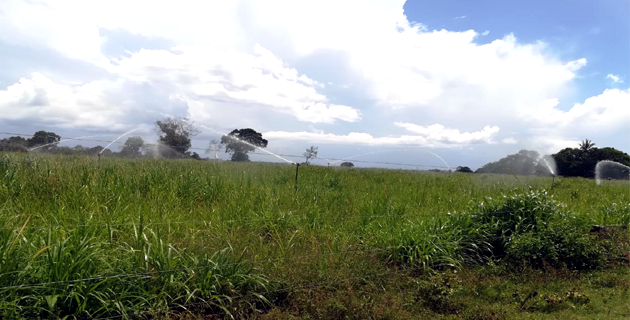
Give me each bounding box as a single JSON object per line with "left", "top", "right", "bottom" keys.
{"left": 0, "top": 0, "right": 628, "bottom": 169}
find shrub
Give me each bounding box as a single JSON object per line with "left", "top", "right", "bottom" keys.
{"left": 507, "top": 220, "right": 605, "bottom": 270}
{"left": 467, "top": 189, "right": 567, "bottom": 258}
{"left": 466, "top": 189, "right": 612, "bottom": 270}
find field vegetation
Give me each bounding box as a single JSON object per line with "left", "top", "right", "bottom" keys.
{"left": 0, "top": 153, "right": 628, "bottom": 319}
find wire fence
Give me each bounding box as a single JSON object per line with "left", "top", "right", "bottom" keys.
{"left": 0, "top": 131, "right": 452, "bottom": 169}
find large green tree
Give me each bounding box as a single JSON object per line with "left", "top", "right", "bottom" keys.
{"left": 26, "top": 131, "right": 61, "bottom": 151}
{"left": 221, "top": 128, "right": 268, "bottom": 162}
{"left": 155, "top": 117, "right": 201, "bottom": 158}
{"left": 120, "top": 136, "right": 144, "bottom": 158}
{"left": 553, "top": 142, "right": 630, "bottom": 178}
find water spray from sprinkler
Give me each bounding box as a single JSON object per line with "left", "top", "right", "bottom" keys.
{"left": 100, "top": 129, "right": 141, "bottom": 154}
{"left": 29, "top": 135, "right": 114, "bottom": 152}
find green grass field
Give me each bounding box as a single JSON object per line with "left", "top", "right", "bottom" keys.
{"left": 0, "top": 153, "right": 628, "bottom": 319}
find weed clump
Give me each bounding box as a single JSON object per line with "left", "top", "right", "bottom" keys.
{"left": 393, "top": 189, "right": 627, "bottom": 271}
{"left": 467, "top": 189, "right": 625, "bottom": 270}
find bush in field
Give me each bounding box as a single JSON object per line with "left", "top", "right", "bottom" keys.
{"left": 394, "top": 189, "right": 622, "bottom": 271}
{"left": 467, "top": 189, "right": 567, "bottom": 258}
{"left": 507, "top": 220, "right": 605, "bottom": 270}
{"left": 466, "top": 189, "right": 613, "bottom": 270}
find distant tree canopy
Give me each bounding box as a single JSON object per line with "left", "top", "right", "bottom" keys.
{"left": 120, "top": 136, "right": 144, "bottom": 158}
{"left": 27, "top": 131, "right": 61, "bottom": 151}
{"left": 155, "top": 117, "right": 201, "bottom": 158}
{"left": 0, "top": 136, "right": 28, "bottom": 152}
{"left": 340, "top": 162, "right": 354, "bottom": 167}
{"left": 476, "top": 150, "right": 550, "bottom": 175}
{"left": 553, "top": 142, "right": 630, "bottom": 178}
{"left": 456, "top": 166, "right": 473, "bottom": 173}
{"left": 221, "top": 128, "right": 268, "bottom": 162}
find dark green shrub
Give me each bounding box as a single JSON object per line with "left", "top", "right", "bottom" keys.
{"left": 507, "top": 220, "right": 605, "bottom": 270}
{"left": 468, "top": 189, "right": 567, "bottom": 258}
{"left": 463, "top": 189, "right": 620, "bottom": 270}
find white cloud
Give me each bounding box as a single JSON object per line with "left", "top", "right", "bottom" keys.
{"left": 502, "top": 137, "right": 518, "bottom": 144}
{"left": 0, "top": 73, "right": 131, "bottom": 130}
{"left": 266, "top": 122, "right": 499, "bottom": 146}
{"left": 606, "top": 74, "right": 623, "bottom": 83}
{"left": 394, "top": 122, "right": 500, "bottom": 144}
{"left": 481, "top": 30, "right": 490, "bottom": 36}
{"left": 113, "top": 44, "right": 360, "bottom": 124}
{"left": 524, "top": 88, "right": 630, "bottom": 132}
{"left": 455, "top": 15, "right": 467, "bottom": 19}
{"left": 526, "top": 137, "right": 582, "bottom": 155}
{"left": 0, "top": 0, "right": 625, "bottom": 153}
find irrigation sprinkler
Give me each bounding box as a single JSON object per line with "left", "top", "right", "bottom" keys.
{"left": 98, "top": 153, "right": 101, "bottom": 161}
{"left": 294, "top": 163, "right": 300, "bottom": 190}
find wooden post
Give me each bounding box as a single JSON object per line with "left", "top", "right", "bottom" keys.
{"left": 294, "top": 163, "right": 300, "bottom": 191}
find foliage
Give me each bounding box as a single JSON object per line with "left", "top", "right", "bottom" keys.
{"left": 0, "top": 136, "right": 28, "bottom": 152}
{"left": 340, "top": 161, "right": 354, "bottom": 167}
{"left": 221, "top": 128, "right": 268, "bottom": 162}
{"left": 303, "top": 146, "right": 318, "bottom": 165}
{"left": 579, "top": 139, "right": 596, "bottom": 152}
{"left": 119, "top": 136, "right": 144, "bottom": 158}
{"left": 476, "top": 150, "right": 549, "bottom": 175}
{"left": 26, "top": 131, "right": 61, "bottom": 151}
{"left": 155, "top": 117, "right": 201, "bottom": 158}
{"left": 456, "top": 166, "right": 473, "bottom": 173}
{"left": 506, "top": 220, "right": 606, "bottom": 270}
{"left": 464, "top": 189, "right": 627, "bottom": 270}
{"left": 46, "top": 145, "right": 107, "bottom": 155}
{"left": 553, "top": 144, "right": 630, "bottom": 178}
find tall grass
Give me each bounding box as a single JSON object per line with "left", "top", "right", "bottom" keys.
{"left": 0, "top": 153, "right": 628, "bottom": 318}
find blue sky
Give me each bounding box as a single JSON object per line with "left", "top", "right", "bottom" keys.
{"left": 404, "top": 0, "right": 629, "bottom": 104}
{"left": 0, "top": 0, "right": 628, "bottom": 169}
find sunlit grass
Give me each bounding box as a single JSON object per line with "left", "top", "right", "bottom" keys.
{"left": 0, "top": 153, "right": 628, "bottom": 319}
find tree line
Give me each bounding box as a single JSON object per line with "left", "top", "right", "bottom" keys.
{"left": 2, "top": 124, "right": 627, "bottom": 178}
{"left": 470, "top": 140, "right": 630, "bottom": 179}
{"left": 0, "top": 117, "right": 274, "bottom": 161}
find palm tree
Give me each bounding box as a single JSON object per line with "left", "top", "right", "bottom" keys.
{"left": 579, "top": 139, "right": 596, "bottom": 152}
